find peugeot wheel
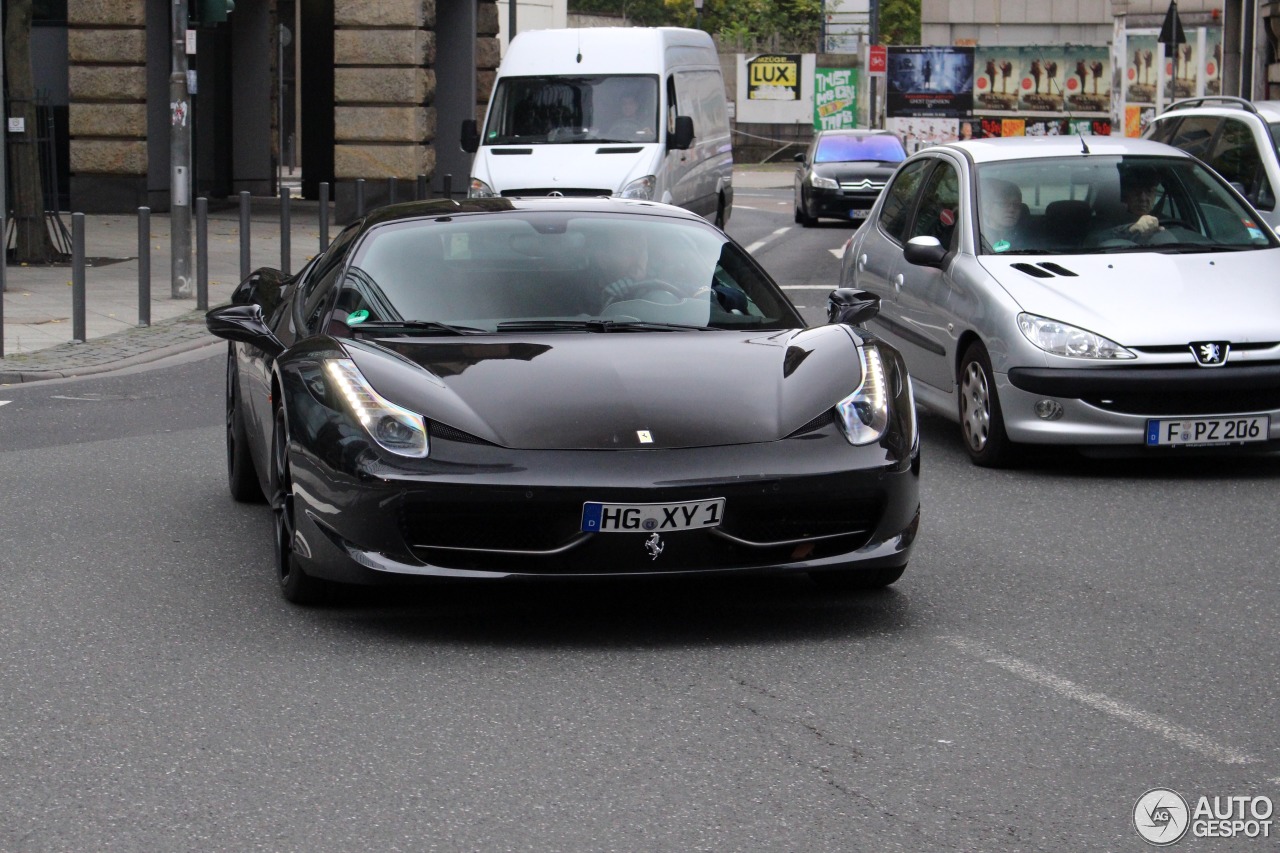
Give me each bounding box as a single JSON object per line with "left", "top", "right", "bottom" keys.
{"left": 958, "top": 341, "right": 1017, "bottom": 468}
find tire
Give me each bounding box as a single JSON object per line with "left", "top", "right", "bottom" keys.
{"left": 714, "top": 195, "right": 727, "bottom": 229}
{"left": 271, "top": 405, "right": 331, "bottom": 605}
{"left": 957, "top": 341, "right": 1017, "bottom": 468}
{"left": 226, "top": 346, "right": 265, "bottom": 503}
{"left": 809, "top": 565, "right": 906, "bottom": 591}
{"left": 795, "top": 191, "right": 817, "bottom": 227}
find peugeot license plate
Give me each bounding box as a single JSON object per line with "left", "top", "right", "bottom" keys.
{"left": 581, "top": 498, "right": 725, "bottom": 533}
{"left": 1146, "top": 415, "right": 1270, "bottom": 446}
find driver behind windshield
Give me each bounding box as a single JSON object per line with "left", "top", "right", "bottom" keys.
{"left": 1097, "top": 165, "right": 1173, "bottom": 244}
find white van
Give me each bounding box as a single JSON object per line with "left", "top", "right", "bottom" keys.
{"left": 461, "top": 27, "right": 734, "bottom": 227}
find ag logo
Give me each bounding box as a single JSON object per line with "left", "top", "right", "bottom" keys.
{"left": 1134, "top": 788, "right": 1190, "bottom": 845}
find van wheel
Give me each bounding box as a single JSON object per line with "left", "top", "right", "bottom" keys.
{"left": 714, "top": 195, "right": 727, "bottom": 229}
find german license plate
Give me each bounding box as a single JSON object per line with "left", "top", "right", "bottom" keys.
{"left": 850, "top": 209, "right": 871, "bottom": 219}
{"left": 1146, "top": 415, "right": 1270, "bottom": 446}
{"left": 581, "top": 498, "right": 725, "bottom": 533}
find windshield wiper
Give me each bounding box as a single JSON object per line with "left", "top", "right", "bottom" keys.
{"left": 1089, "top": 242, "right": 1253, "bottom": 254}
{"left": 495, "top": 319, "right": 713, "bottom": 332}
{"left": 349, "top": 320, "right": 484, "bottom": 336}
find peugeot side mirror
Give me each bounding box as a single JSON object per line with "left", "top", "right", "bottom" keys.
{"left": 903, "top": 235, "right": 948, "bottom": 268}
{"left": 669, "top": 115, "right": 695, "bottom": 151}
{"left": 461, "top": 119, "right": 480, "bottom": 154}
{"left": 826, "top": 288, "right": 881, "bottom": 326}
{"left": 206, "top": 304, "right": 286, "bottom": 358}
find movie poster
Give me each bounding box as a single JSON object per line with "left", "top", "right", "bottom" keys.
{"left": 974, "top": 47, "right": 1022, "bottom": 112}
{"left": 1063, "top": 46, "right": 1111, "bottom": 113}
{"left": 1167, "top": 39, "right": 1198, "bottom": 101}
{"left": 1204, "top": 27, "right": 1223, "bottom": 95}
{"left": 886, "top": 116, "right": 961, "bottom": 150}
{"left": 886, "top": 46, "right": 975, "bottom": 116}
{"left": 1125, "top": 33, "right": 1159, "bottom": 106}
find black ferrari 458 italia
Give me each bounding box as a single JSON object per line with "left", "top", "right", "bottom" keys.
{"left": 206, "top": 196, "right": 920, "bottom": 603}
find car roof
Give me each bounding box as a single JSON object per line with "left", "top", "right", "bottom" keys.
{"left": 944, "top": 135, "right": 1196, "bottom": 164}
{"left": 1154, "top": 97, "right": 1280, "bottom": 123}
{"left": 358, "top": 196, "right": 709, "bottom": 229}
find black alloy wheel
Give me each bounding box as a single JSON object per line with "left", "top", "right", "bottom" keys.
{"left": 226, "top": 345, "right": 265, "bottom": 503}
{"left": 271, "top": 406, "right": 329, "bottom": 604}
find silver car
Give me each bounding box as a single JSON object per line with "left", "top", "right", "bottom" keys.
{"left": 840, "top": 135, "right": 1280, "bottom": 466}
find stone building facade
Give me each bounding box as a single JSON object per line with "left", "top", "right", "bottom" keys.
{"left": 63, "top": 0, "right": 501, "bottom": 213}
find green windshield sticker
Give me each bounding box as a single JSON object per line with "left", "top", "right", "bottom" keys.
{"left": 346, "top": 309, "right": 370, "bottom": 325}
{"left": 993, "top": 240, "right": 1011, "bottom": 253}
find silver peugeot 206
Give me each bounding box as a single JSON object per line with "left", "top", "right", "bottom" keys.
{"left": 840, "top": 135, "right": 1280, "bottom": 466}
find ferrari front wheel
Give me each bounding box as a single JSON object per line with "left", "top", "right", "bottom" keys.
{"left": 271, "top": 406, "right": 329, "bottom": 605}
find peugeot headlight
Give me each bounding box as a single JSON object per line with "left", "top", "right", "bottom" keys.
{"left": 618, "top": 175, "right": 656, "bottom": 200}
{"left": 468, "top": 178, "right": 498, "bottom": 198}
{"left": 326, "top": 359, "right": 429, "bottom": 458}
{"left": 1017, "top": 313, "right": 1135, "bottom": 359}
{"left": 836, "top": 345, "right": 890, "bottom": 446}
{"left": 810, "top": 173, "right": 839, "bottom": 191}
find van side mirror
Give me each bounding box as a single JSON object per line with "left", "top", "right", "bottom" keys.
{"left": 461, "top": 119, "right": 480, "bottom": 154}
{"left": 826, "top": 288, "right": 881, "bottom": 326}
{"left": 903, "top": 235, "right": 948, "bottom": 268}
{"left": 669, "top": 115, "right": 695, "bottom": 150}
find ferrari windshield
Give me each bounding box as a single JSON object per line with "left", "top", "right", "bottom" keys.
{"left": 338, "top": 212, "right": 800, "bottom": 333}
{"left": 975, "top": 155, "right": 1278, "bottom": 255}
{"left": 484, "top": 75, "right": 660, "bottom": 144}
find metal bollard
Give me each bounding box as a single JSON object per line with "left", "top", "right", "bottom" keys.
{"left": 138, "top": 207, "right": 151, "bottom": 326}
{"left": 72, "top": 213, "right": 86, "bottom": 343}
{"left": 239, "top": 191, "right": 251, "bottom": 282}
{"left": 442, "top": 174, "right": 453, "bottom": 200}
{"left": 280, "top": 185, "right": 291, "bottom": 275}
{"left": 0, "top": 217, "right": 6, "bottom": 357}
{"left": 355, "top": 178, "right": 365, "bottom": 217}
{"left": 319, "top": 181, "right": 330, "bottom": 252}
{"left": 417, "top": 174, "right": 427, "bottom": 201}
{"left": 388, "top": 176, "right": 398, "bottom": 205}
{"left": 196, "top": 198, "right": 209, "bottom": 311}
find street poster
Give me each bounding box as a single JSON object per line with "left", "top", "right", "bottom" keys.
{"left": 886, "top": 46, "right": 974, "bottom": 117}
{"left": 747, "top": 54, "right": 801, "bottom": 100}
{"left": 814, "top": 67, "right": 858, "bottom": 130}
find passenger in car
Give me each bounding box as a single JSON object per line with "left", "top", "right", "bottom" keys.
{"left": 979, "top": 178, "right": 1031, "bottom": 252}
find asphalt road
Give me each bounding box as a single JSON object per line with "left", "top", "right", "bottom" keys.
{"left": 1, "top": 194, "right": 1278, "bottom": 851}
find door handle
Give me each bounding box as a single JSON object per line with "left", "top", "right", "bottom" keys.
{"left": 893, "top": 273, "right": 904, "bottom": 293}
{"left": 857, "top": 253, "right": 867, "bottom": 272}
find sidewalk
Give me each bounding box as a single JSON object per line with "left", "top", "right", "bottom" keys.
{"left": 0, "top": 166, "right": 793, "bottom": 384}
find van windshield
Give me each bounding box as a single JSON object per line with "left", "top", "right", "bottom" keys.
{"left": 484, "top": 75, "right": 660, "bottom": 145}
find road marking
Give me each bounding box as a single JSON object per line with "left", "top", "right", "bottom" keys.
{"left": 829, "top": 249, "right": 843, "bottom": 258}
{"left": 0, "top": 401, "right": 10, "bottom": 408}
{"left": 946, "top": 636, "right": 1260, "bottom": 766}
{"left": 744, "top": 227, "right": 791, "bottom": 255}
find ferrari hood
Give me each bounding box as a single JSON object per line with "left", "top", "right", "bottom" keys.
{"left": 977, "top": 249, "right": 1280, "bottom": 345}
{"left": 346, "top": 327, "right": 864, "bottom": 450}
{"left": 477, "top": 144, "right": 659, "bottom": 196}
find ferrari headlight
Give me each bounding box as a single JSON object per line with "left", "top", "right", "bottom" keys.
{"left": 810, "top": 173, "right": 839, "bottom": 191}
{"left": 326, "top": 359, "right": 429, "bottom": 458}
{"left": 836, "top": 344, "right": 890, "bottom": 446}
{"left": 618, "top": 175, "right": 656, "bottom": 200}
{"left": 1017, "top": 313, "right": 1135, "bottom": 359}
{"left": 468, "top": 177, "right": 498, "bottom": 198}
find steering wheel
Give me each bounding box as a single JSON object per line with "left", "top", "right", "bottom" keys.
{"left": 1158, "top": 218, "right": 1195, "bottom": 232}
{"left": 604, "top": 278, "right": 687, "bottom": 308}
{"left": 606, "top": 119, "right": 647, "bottom": 139}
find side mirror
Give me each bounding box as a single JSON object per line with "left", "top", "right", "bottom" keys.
{"left": 794, "top": 152, "right": 806, "bottom": 162}
{"left": 903, "top": 235, "right": 948, "bottom": 268}
{"left": 827, "top": 288, "right": 881, "bottom": 326}
{"left": 206, "top": 304, "right": 286, "bottom": 358}
{"left": 669, "top": 115, "right": 695, "bottom": 151}
{"left": 461, "top": 119, "right": 480, "bottom": 154}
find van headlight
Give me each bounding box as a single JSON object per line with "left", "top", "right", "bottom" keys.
{"left": 468, "top": 178, "right": 498, "bottom": 199}
{"left": 836, "top": 344, "right": 890, "bottom": 446}
{"left": 326, "top": 359, "right": 429, "bottom": 458}
{"left": 619, "top": 175, "right": 656, "bottom": 200}
{"left": 1017, "top": 313, "right": 1135, "bottom": 359}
